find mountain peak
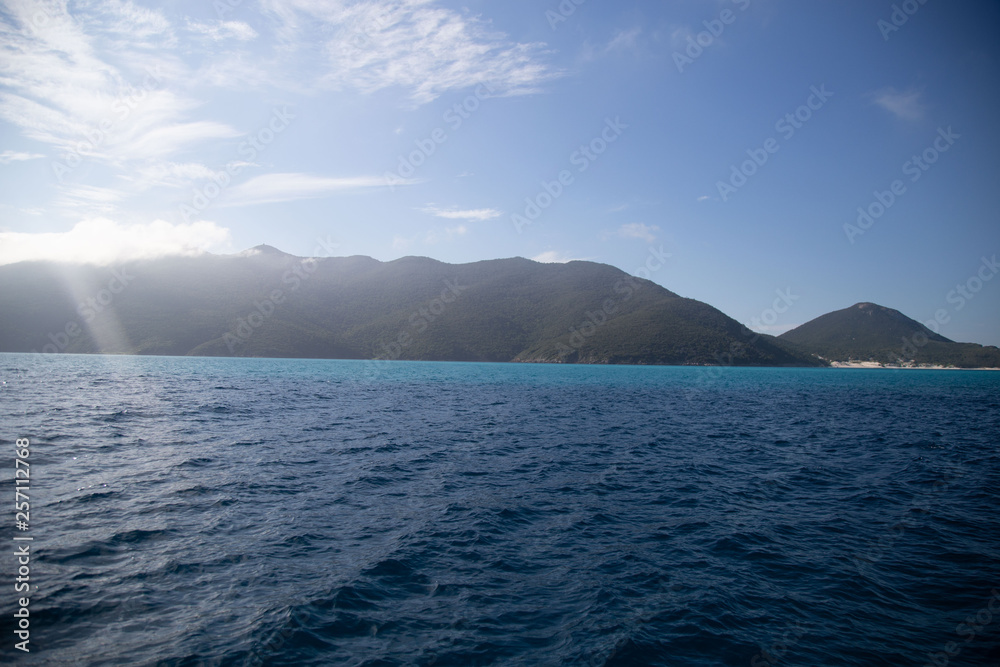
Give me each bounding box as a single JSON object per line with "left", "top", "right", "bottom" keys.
{"left": 237, "top": 244, "right": 295, "bottom": 258}
{"left": 774, "top": 301, "right": 1000, "bottom": 366}
{"left": 782, "top": 302, "right": 952, "bottom": 345}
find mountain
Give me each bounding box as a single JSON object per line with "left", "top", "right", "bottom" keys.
{"left": 0, "top": 247, "right": 822, "bottom": 366}
{"left": 779, "top": 302, "right": 1000, "bottom": 367}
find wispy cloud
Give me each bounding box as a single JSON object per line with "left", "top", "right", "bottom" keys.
{"left": 117, "top": 121, "right": 243, "bottom": 161}
{"left": 873, "top": 87, "right": 925, "bottom": 122}
{"left": 419, "top": 205, "right": 502, "bottom": 222}
{"left": 186, "top": 19, "right": 258, "bottom": 42}
{"left": 424, "top": 225, "right": 468, "bottom": 244}
{"left": 606, "top": 27, "right": 641, "bottom": 53}
{"left": 617, "top": 222, "right": 659, "bottom": 243}
{"left": 222, "top": 173, "right": 401, "bottom": 207}
{"left": 263, "top": 0, "right": 559, "bottom": 104}
{"left": 0, "top": 0, "right": 240, "bottom": 193}
{"left": 86, "top": 0, "right": 174, "bottom": 43}
{"left": 121, "top": 162, "right": 223, "bottom": 189}
{"left": 0, "top": 218, "right": 231, "bottom": 265}
{"left": 531, "top": 250, "right": 587, "bottom": 263}
{"left": 54, "top": 185, "right": 126, "bottom": 216}
{"left": 0, "top": 150, "right": 44, "bottom": 163}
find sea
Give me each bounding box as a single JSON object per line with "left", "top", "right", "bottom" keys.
{"left": 1, "top": 353, "right": 998, "bottom": 666}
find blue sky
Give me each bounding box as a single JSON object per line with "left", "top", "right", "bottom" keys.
{"left": 1, "top": 0, "right": 999, "bottom": 345}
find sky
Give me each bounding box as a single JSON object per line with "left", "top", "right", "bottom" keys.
{"left": 1, "top": 0, "right": 999, "bottom": 346}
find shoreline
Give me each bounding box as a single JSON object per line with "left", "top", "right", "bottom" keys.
{"left": 1, "top": 351, "right": 997, "bottom": 370}
{"left": 828, "top": 361, "right": 1000, "bottom": 370}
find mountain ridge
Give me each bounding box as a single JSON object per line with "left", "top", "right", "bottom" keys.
{"left": 780, "top": 302, "right": 1000, "bottom": 368}
{"left": 0, "top": 249, "right": 816, "bottom": 366}
{"left": 2, "top": 249, "right": 996, "bottom": 368}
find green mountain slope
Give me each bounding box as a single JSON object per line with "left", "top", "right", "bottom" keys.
{"left": 779, "top": 302, "right": 1000, "bottom": 367}
{"left": 0, "top": 246, "right": 824, "bottom": 366}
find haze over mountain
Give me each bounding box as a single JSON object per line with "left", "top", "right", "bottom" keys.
{"left": 780, "top": 302, "right": 1000, "bottom": 368}
{"left": 0, "top": 246, "right": 818, "bottom": 367}
{"left": 4, "top": 248, "right": 997, "bottom": 368}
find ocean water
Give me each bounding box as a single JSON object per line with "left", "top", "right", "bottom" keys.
{"left": 1, "top": 354, "right": 999, "bottom": 666}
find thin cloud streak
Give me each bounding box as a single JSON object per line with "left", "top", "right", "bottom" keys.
{"left": 0, "top": 150, "right": 44, "bottom": 163}
{"left": 617, "top": 222, "right": 659, "bottom": 243}
{"left": 873, "top": 87, "right": 925, "bottom": 122}
{"left": 222, "top": 173, "right": 407, "bottom": 207}
{"left": 419, "top": 205, "right": 502, "bottom": 222}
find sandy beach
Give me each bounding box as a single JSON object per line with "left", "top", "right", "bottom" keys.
{"left": 828, "top": 361, "right": 1000, "bottom": 370}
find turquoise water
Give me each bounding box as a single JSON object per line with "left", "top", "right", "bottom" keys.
{"left": 2, "top": 354, "right": 999, "bottom": 665}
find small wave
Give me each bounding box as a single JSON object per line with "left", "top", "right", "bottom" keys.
{"left": 178, "top": 457, "right": 215, "bottom": 468}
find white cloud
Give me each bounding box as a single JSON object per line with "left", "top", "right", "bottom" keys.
{"left": 418, "top": 205, "right": 501, "bottom": 221}
{"left": 617, "top": 222, "right": 659, "bottom": 243}
{"left": 89, "top": 0, "right": 173, "bottom": 42}
{"left": 606, "top": 27, "right": 641, "bottom": 53}
{"left": 697, "top": 195, "right": 710, "bottom": 202}
{"left": 532, "top": 251, "right": 587, "bottom": 264}
{"left": 424, "top": 225, "right": 467, "bottom": 244}
{"left": 114, "top": 120, "right": 242, "bottom": 160}
{"left": 121, "top": 162, "right": 221, "bottom": 189}
{"left": 54, "top": 185, "right": 125, "bottom": 215}
{"left": 873, "top": 87, "right": 925, "bottom": 122}
{"left": 0, "top": 3, "right": 238, "bottom": 172}
{"left": 0, "top": 218, "right": 231, "bottom": 265}
{"left": 0, "top": 150, "right": 44, "bottom": 163}
{"left": 222, "top": 173, "right": 402, "bottom": 207}
{"left": 186, "top": 20, "right": 258, "bottom": 42}
{"left": 196, "top": 53, "right": 277, "bottom": 89}
{"left": 264, "top": 0, "right": 559, "bottom": 104}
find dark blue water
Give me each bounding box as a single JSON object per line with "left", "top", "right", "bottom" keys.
{"left": 2, "top": 354, "right": 999, "bottom": 666}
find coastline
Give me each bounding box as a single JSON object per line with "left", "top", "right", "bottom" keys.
{"left": 2, "top": 350, "right": 998, "bottom": 370}
{"left": 828, "top": 361, "right": 1000, "bottom": 370}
